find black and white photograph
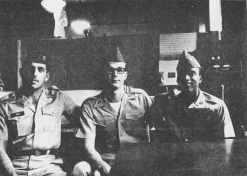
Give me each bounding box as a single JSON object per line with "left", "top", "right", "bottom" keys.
{"left": 0, "top": 0, "right": 245, "bottom": 175}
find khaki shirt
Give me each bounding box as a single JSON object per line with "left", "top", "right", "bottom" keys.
{"left": 0, "top": 86, "right": 77, "bottom": 153}
{"left": 76, "top": 87, "right": 152, "bottom": 160}
{"left": 152, "top": 90, "right": 235, "bottom": 141}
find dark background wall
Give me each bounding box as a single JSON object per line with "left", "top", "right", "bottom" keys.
{"left": 19, "top": 35, "right": 158, "bottom": 93}
{"left": 222, "top": 1, "right": 245, "bottom": 135}
{"left": 0, "top": 0, "right": 202, "bottom": 91}
{"left": 0, "top": 1, "right": 53, "bottom": 90}
{"left": 0, "top": 0, "right": 243, "bottom": 89}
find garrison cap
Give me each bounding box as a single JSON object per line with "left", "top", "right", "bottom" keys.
{"left": 25, "top": 51, "right": 51, "bottom": 70}
{"left": 104, "top": 43, "right": 125, "bottom": 63}
{"left": 177, "top": 50, "right": 201, "bottom": 71}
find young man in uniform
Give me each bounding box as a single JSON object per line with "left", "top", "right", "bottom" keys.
{"left": 0, "top": 53, "right": 78, "bottom": 176}
{"left": 151, "top": 51, "right": 235, "bottom": 142}
{"left": 72, "top": 46, "right": 153, "bottom": 176}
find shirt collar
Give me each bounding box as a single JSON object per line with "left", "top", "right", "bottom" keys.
{"left": 94, "top": 91, "right": 127, "bottom": 108}
{"left": 188, "top": 90, "right": 205, "bottom": 108}
{"left": 20, "top": 88, "right": 52, "bottom": 108}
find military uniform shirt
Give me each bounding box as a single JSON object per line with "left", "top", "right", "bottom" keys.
{"left": 0, "top": 86, "right": 77, "bottom": 154}
{"left": 152, "top": 90, "right": 235, "bottom": 141}
{"left": 75, "top": 87, "right": 152, "bottom": 162}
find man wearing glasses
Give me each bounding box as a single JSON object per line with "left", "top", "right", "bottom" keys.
{"left": 72, "top": 45, "right": 152, "bottom": 176}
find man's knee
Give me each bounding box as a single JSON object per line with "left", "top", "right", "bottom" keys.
{"left": 72, "top": 161, "right": 92, "bottom": 176}
{"left": 72, "top": 161, "right": 101, "bottom": 176}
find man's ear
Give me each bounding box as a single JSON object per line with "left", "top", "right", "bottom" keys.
{"left": 199, "top": 74, "right": 202, "bottom": 84}
{"left": 125, "top": 72, "right": 128, "bottom": 79}
{"left": 45, "top": 72, "right": 50, "bottom": 82}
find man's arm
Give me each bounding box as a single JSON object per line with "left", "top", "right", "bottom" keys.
{"left": 0, "top": 143, "right": 17, "bottom": 176}
{"left": 0, "top": 106, "right": 16, "bottom": 176}
{"left": 82, "top": 135, "right": 111, "bottom": 174}
{"left": 75, "top": 102, "right": 111, "bottom": 175}
{"left": 220, "top": 101, "right": 235, "bottom": 138}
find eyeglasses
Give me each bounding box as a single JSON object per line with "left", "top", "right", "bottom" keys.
{"left": 106, "top": 67, "right": 127, "bottom": 74}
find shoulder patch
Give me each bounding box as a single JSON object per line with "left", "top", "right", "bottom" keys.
{"left": 0, "top": 92, "right": 16, "bottom": 103}
{"left": 47, "top": 85, "right": 60, "bottom": 97}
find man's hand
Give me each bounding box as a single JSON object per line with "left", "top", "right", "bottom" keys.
{"left": 72, "top": 161, "right": 111, "bottom": 176}
{"left": 0, "top": 148, "right": 17, "bottom": 176}
{"left": 98, "top": 162, "right": 111, "bottom": 176}
{"left": 72, "top": 161, "right": 92, "bottom": 176}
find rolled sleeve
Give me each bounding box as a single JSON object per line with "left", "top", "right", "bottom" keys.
{"left": 137, "top": 89, "right": 153, "bottom": 110}
{"left": 75, "top": 103, "right": 96, "bottom": 140}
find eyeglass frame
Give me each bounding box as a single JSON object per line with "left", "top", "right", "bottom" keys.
{"left": 105, "top": 67, "right": 128, "bottom": 75}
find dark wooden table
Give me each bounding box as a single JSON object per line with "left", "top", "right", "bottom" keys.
{"left": 110, "top": 138, "right": 247, "bottom": 176}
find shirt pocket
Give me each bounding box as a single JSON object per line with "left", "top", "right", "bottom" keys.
{"left": 8, "top": 112, "right": 33, "bottom": 137}
{"left": 96, "top": 115, "right": 116, "bottom": 137}
{"left": 95, "top": 118, "right": 118, "bottom": 152}
{"left": 125, "top": 109, "right": 145, "bottom": 120}
{"left": 122, "top": 111, "right": 146, "bottom": 138}
{"left": 40, "top": 108, "right": 61, "bottom": 133}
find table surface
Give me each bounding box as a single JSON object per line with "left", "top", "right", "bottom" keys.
{"left": 110, "top": 138, "right": 247, "bottom": 176}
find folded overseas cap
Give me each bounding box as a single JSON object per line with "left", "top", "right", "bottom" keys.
{"left": 177, "top": 50, "right": 201, "bottom": 71}
{"left": 104, "top": 42, "right": 125, "bottom": 63}
{"left": 23, "top": 51, "right": 52, "bottom": 71}
{"left": 27, "top": 51, "right": 50, "bottom": 65}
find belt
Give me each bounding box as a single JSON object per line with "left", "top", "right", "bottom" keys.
{"left": 12, "top": 149, "right": 58, "bottom": 156}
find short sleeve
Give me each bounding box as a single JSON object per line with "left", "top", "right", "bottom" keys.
{"left": 0, "top": 104, "right": 8, "bottom": 148}
{"left": 220, "top": 101, "right": 235, "bottom": 138}
{"left": 75, "top": 102, "right": 96, "bottom": 139}
{"left": 141, "top": 90, "right": 153, "bottom": 109}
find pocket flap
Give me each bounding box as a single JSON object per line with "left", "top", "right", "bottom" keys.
{"left": 42, "top": 108, "right": 57, "bottom": 116}
{"left": 125, "top": 111, "right": 145, "bottom": 120}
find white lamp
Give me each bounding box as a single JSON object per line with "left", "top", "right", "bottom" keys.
{"left": 41, "top": 0, "right": 66, "bottom": 13}
{"left": 71, "top": 19, "right": 91, "bottom": 37}
{"left": 41, "top": 0, "right": 68, "bottom": 38}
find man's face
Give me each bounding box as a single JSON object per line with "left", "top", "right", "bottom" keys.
{"left": 105, "top": 61, "right": 127, "bottom": 89}
{"left": 24, "top": 62, "right": 49, "bottom": 90}
{"left": 177, "top": 67, "right": 201, "bottom": 93}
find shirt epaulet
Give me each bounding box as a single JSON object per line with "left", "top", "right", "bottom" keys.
{"left": 201, "top": 91, "right": 223, "bottom": 105}
{"left": 83, "top": 95, "right": 102, "bottom": 108}
{"left": 126, "top": 87, "right": 146, "bottom": 95}
{"left": 0, "top": 92, "right": 16, "bottom": 104}
{"left": 47, "top": 85, "right": 60, "bottom": 97}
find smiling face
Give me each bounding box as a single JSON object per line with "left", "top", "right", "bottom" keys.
{"left": 23, "top": 62, "right": 50, "bottom": 91}
{"left": 177, "top": 67, "right": 201, "bottom": 94}
{"left": 105, "top": 61, "right": 127, "bottom": 90}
